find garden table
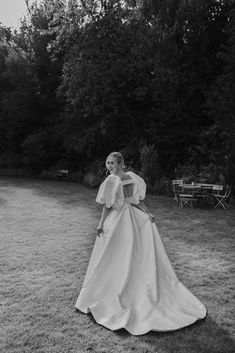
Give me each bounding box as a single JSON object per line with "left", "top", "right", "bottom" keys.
{"left": 177, "top": 183, "right": 216, "bottom": 208}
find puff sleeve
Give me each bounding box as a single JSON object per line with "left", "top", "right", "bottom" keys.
{"left": 96, "top": 174, "right": 124, "bottom": 209}
{"left": 126, "top": 171, "right": 146, "bottom": 202}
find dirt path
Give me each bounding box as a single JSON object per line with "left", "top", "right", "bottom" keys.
{"left": 0, "top": 177, "right": 234, "bottom": 353}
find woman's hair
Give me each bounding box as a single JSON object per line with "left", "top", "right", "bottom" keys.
{"left": 106, "top": 152, "right": 124, "bottom": 166}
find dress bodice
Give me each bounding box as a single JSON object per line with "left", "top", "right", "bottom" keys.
{"left": 96, "top": 171, "right": 146, "bottom": 209}
{"left": 121, "top": 178, "right": 134, "bottom": 199}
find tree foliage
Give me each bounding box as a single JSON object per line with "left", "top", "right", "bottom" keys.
{"left": 0, "top": 0, "right": 234, "bottom": 186}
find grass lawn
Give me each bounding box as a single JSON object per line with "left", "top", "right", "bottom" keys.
{"left": 0, "top": 177, "right": 234, "bottom": 353}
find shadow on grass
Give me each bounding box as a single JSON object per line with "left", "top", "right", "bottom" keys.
{"left": 1, "top": 177, "right": 234, "bottom": 213}
{"left": 0, "top": 177, "right": 97, "bottom": 210}
{"left": 0, "top": 197, "right": 8, "bottom": 206}
{"left": 81, "top": 311, "right": 235, "bottom": 353}
{"left": 112, "top": 315, "right": 235, "bottom": 353}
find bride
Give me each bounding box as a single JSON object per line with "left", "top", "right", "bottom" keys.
{"left": 75, "top": 152, "right": 206, "bottom": 335}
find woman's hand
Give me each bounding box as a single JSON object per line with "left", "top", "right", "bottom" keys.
{"left": 96, "top": 225, "right": 103, "bottom": 237}
{"left": 149, "top": 213, "right": 155, "bottom": 223}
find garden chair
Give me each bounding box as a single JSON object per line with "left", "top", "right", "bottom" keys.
{"left": 212, "top": 184, "right": 223, "bottom": 194}
{"left": 213, "top": 185, "right": 231, "bottom": 210}
{"left": 196, "top": 185, "right": 213, "bottom": 207}
{"left": 56, "top": 169, "right": 69, "bottom": 181}
{"left": 178, "top": 186, "right": 198, "bottom": 208}
{"left": 172, "top": 180, "right": 183, "bottom": 201}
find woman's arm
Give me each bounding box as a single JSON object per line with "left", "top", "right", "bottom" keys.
{"left": 137, "top": 200, "right": 155, "bottom": 223}
{"left": 97, "top": 205, "right": 112, "bottom": 236}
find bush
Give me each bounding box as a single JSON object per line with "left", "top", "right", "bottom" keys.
{"left": 140, "top": 145, "right": 161, "bottom": 190}
{"left": 0, "top": 152, "right": 24, "bottom": 168}
{"left": 84, "top": 160, "right": 106, "bottom": 187}
{"left": 176, "top": 163, "right": 227, "bottom": 185}
{"left": 69, "top": 171, "right": 84, "bottom": 183}
{"left": 148, "top": 178, "right": 172, "bottom": 195}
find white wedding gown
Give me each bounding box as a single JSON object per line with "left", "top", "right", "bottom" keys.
{"left": 75, "top": 172, "right": 206, "bottom": 335}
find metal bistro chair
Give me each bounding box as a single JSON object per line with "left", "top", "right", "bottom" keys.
{"left": 172, "top": 180, "right": 183, "bottom": 202}
{"left": 178, "top": 184, "right": 198, "bottom": 208}
{"left": 212, "top": 185, "right": 231, "bottom": 210}
{"left": 196, "top": 184, "right": 214, "bottom": 207}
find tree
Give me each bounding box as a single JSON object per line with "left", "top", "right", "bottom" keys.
{"left": 0, "top": 0, "right": 233, "bottom": 184}
{"left": 207, "top": 7, "right": 235, "bottom": 186}
{"left": 56, "top": 3, "right": 163, "bottom": 166}
{"left": 0, "top": 1, "right": 65, "bottom": 170}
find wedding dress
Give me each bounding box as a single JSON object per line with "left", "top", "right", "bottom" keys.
{"left": 75, "top": 172, "right": 206, "bottom": 335}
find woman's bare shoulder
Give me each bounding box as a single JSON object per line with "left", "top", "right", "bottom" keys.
{"left": 105, "top": 174, "right": 120, "bottom": 183}
{"left": 120, "top": 172, "right": 132, "bottom": 181}
{"left": 126, "top": 171, "right": 139, "bottom": 179}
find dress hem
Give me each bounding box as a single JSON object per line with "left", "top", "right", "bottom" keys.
{"left": 75, "top": 304, "right": 207, "bottom": 336}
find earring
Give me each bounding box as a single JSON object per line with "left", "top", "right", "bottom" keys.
{"left": 106, "top": 169, "right": 109, "bottom": 176}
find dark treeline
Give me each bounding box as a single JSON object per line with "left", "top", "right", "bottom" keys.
{"left": 0, "top": 0, "right": 234, "bottom": 187}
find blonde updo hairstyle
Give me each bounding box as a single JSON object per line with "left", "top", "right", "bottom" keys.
{"left": 106, "top": 152, "right": 125, "bottom": 169}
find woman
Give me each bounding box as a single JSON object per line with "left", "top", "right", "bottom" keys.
{"left": 75, "top": 152, "right": 206, "bottom": 335}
